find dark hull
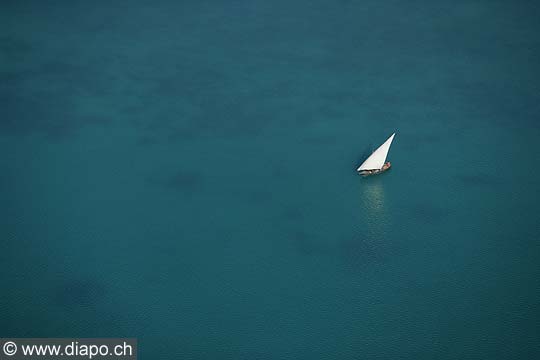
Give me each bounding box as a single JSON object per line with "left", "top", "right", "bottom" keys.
{"left": 358, "top": 162, "right": 392, "bottom": 177}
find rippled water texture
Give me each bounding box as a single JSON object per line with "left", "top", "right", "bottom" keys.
{"left": 2, "top": 1, "right": 539, "bottom": 358}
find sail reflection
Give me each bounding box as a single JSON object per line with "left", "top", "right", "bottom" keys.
{"left": 362, "top": 181, "right": 385, "bottom": 212}
{"left": 359, "top": 180, "right": 390, "bottom": 240}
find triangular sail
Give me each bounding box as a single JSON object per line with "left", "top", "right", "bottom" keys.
{"left": 357, "top": 133, "right": 395, "bottom": 171}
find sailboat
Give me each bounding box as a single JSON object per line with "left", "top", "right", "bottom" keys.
{"left": 357, "top": 133, "right": 396, "bottom": 177}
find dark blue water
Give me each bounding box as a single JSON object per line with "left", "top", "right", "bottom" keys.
{"left": 2, "top": 0, "right": 540, "bottom": 358}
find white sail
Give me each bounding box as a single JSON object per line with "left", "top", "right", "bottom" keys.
{"left": 357, "top": 133, "right": 395, "bottom": 171}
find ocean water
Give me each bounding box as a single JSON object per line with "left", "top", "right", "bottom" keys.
{"left": 2, "top": 0, "right": 540, "bottom": 358}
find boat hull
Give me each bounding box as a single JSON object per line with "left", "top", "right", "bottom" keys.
{"left": 358, "top": 162, "right": 391, "bottom": 177}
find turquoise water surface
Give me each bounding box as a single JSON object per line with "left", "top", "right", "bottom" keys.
{"left": 2, "top": 0, "right": 540, "bottom": 358}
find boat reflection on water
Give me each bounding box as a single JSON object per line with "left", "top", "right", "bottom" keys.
{"left": 344, "top": 180, "right": 392, "bottom": 269}
{"left": 359, "top": 180, "right": 390, "bottom": 240}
